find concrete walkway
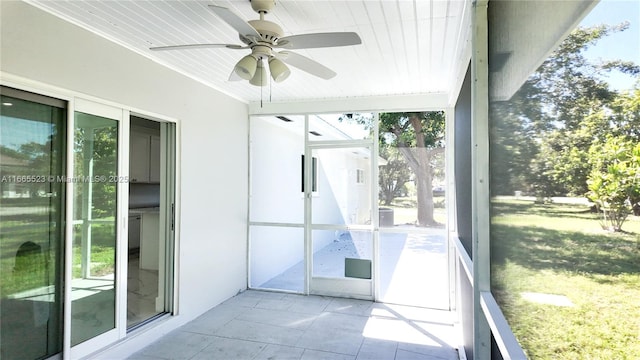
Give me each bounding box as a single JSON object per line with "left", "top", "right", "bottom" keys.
{"left": 260, "top": 228, "right": 449, "bottom": 310}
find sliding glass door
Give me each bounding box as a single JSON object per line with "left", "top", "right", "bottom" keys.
{"left": 0, "top": 87, "right": 66, "bottom": 359}
{"left": 1, "top": 87, "right": 175, "bottom": 359}
{"left": 70, "top": 109, "right": 120, "bottom": 346}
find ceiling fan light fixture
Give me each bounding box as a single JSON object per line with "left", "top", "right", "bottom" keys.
{"left": 234, "top": 55, "right": 257, "bottom": 80}
{"left": 249, "top": 61, "right": 269, "bottom": 86}
{"left": 269, "top": 58, "right": 290, "bottom": 83}
{"left": 151, "top": 3, "right": 362, "bottom": 87}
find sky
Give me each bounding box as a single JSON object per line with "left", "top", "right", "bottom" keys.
{"left": 580, "top": 0, "right": 640, "bottom": 91}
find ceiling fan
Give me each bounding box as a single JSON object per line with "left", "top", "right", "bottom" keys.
{"left": 150, "top": 0, "right": 362, "bottom": 86}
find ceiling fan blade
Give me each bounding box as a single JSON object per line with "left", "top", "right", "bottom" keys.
{"left": 275, "top": 51, "right": 336, "bottom": 80}
{"left": 208, "top": 5, "right": 260, "bottom": 38}
{"left": 150, "top": 44, "right": 245, "bottom": 51}
{"left": 276, "top": 32, "right": 362, "bottom": 49}
{"left": 228, "top": 69, "right": 243, "bottom": 82}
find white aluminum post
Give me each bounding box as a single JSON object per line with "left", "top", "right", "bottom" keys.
{"left": 63, "top": 101, "right": 75, "bottom": 360}
{"left": 472, "top": 0, "right": 492, "bottom": 358}
{"left": 372, "top": 112, "right": 380, "bottom": 301}
{"left": 304, "top": 114, "right": 311, "bottom": 295}
{"left": 445, "top": 107, "right": 457, "bottom": 311}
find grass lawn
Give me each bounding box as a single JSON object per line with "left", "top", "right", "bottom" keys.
{"left": 491, "top": 198, "right": 640, "bottom": 359}
{"left": 382, "top": 195, "right": 447, "bottom": 225}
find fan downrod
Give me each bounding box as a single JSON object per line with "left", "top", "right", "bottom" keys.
{"left": 250, "top": 0, "right": 275, "bottom": 14}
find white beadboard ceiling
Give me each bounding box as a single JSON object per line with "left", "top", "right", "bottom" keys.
{"left": 26, "top": 0, "right": 470, "bottom": 105}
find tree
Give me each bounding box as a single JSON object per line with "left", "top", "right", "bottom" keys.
{"left": 379, "top": 112, "right": 445, "bottom": 227}
{"left": 532, "top": 23, "right": 640, "bottom": 196}
{"left": 378, "top": 144, "right": 412, "bottom": 206}
{"left": 491, "top": 23, "right": 640, "bottom": 197}
{"left": 343, "top": 111, "right": 445, "bottom": 226}
{"left": 587, "top": 137, "right": 640, "bottom": 231}
{"left": 490, "top": 90, "right": 543, "bottom": 196}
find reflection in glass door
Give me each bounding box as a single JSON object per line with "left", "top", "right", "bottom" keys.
{"left": 0, "top": 88, "right": 66, "bottom": 359}
{"left": 71, "top": 111, "right": 119, "bottom": 345}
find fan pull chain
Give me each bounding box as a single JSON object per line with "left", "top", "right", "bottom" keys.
{"left": 270, "top": 73, "right": 272, "bottom": 103}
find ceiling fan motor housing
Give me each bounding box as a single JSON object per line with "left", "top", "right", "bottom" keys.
{"left": 241, "top": 19, "right": 283, "bottom": 59}
{"left": 247, "top": 19, "right": 283, "bottom": 44}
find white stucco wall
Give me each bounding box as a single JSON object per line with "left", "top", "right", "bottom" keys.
{"left": 313, "top": 149, "right": 372, "bottom": 226}
{"left": 1, "top": 1, "right": 248, "bottom": 357}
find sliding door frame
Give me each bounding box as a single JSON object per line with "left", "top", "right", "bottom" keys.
{"left": 66, "top": 98, "right": 127, "bottom": 359}
{"left": 1, "top": 74, "right": 180, "bottom": 360}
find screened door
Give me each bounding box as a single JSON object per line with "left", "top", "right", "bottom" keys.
{"left": 308, "top": 146, "right": 375, "bottom": 299}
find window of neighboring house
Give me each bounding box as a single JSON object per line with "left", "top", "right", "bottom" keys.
{"left": 356, "top": 169, "right": 365, "bottom": 184}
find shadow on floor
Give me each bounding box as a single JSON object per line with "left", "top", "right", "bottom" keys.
{"left": 128, "top": 290, "right": 460, "bottom": 360}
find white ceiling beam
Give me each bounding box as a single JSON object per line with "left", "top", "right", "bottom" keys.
{"left": 248, "top": 92, "right": 449, "bottom": 115}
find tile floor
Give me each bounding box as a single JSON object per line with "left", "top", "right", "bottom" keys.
{"left": 127, "top": 290, "right": 460, "bottom": 360}
{"left": 128, "top": 256, "right": 161, "bottom": 327}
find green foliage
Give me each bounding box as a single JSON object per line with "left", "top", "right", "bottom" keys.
{"left": 610, "top": 89, "right": 640, "bottom": 139}
{"left": 491, "top": 23, "right": 640, "bottom": 197}
{"left": 378, "top": 145, "right": 412, "bottom": 205}
{"left": 587, "top": 137, "right": 640, "bottom": 231}
{"left": 73, "top": 126, "right": 118, "bottom": 219}
{"left": 379, "top": 111, "right": 445, "bottom": 149}
{"left": 490, "top": 101, "right": 540, "bottom": 195}
{"left": 379, "top": 112, "right": 445, "bottom": 226}
{"left": 346, "top": 111, "right": 445, "bottom": 226}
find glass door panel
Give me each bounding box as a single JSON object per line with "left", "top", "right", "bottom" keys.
{"left": 71, "top": 112, "right": 118, "bottom": 345}
{"left": 0, "top": 90, "right": 66, "bottom": 360}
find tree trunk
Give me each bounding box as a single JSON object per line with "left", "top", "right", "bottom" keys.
{"left": 383, "top": 190, "right": 393, "bottom": 205}
{"left": 415, "top": 161, "right": 436, "bottom": 226}
{"left": 394, "top": 121, "right": 437, "bottom": 226}
{"left": 388, "top": 114, "right": 444, "bottom": 227}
